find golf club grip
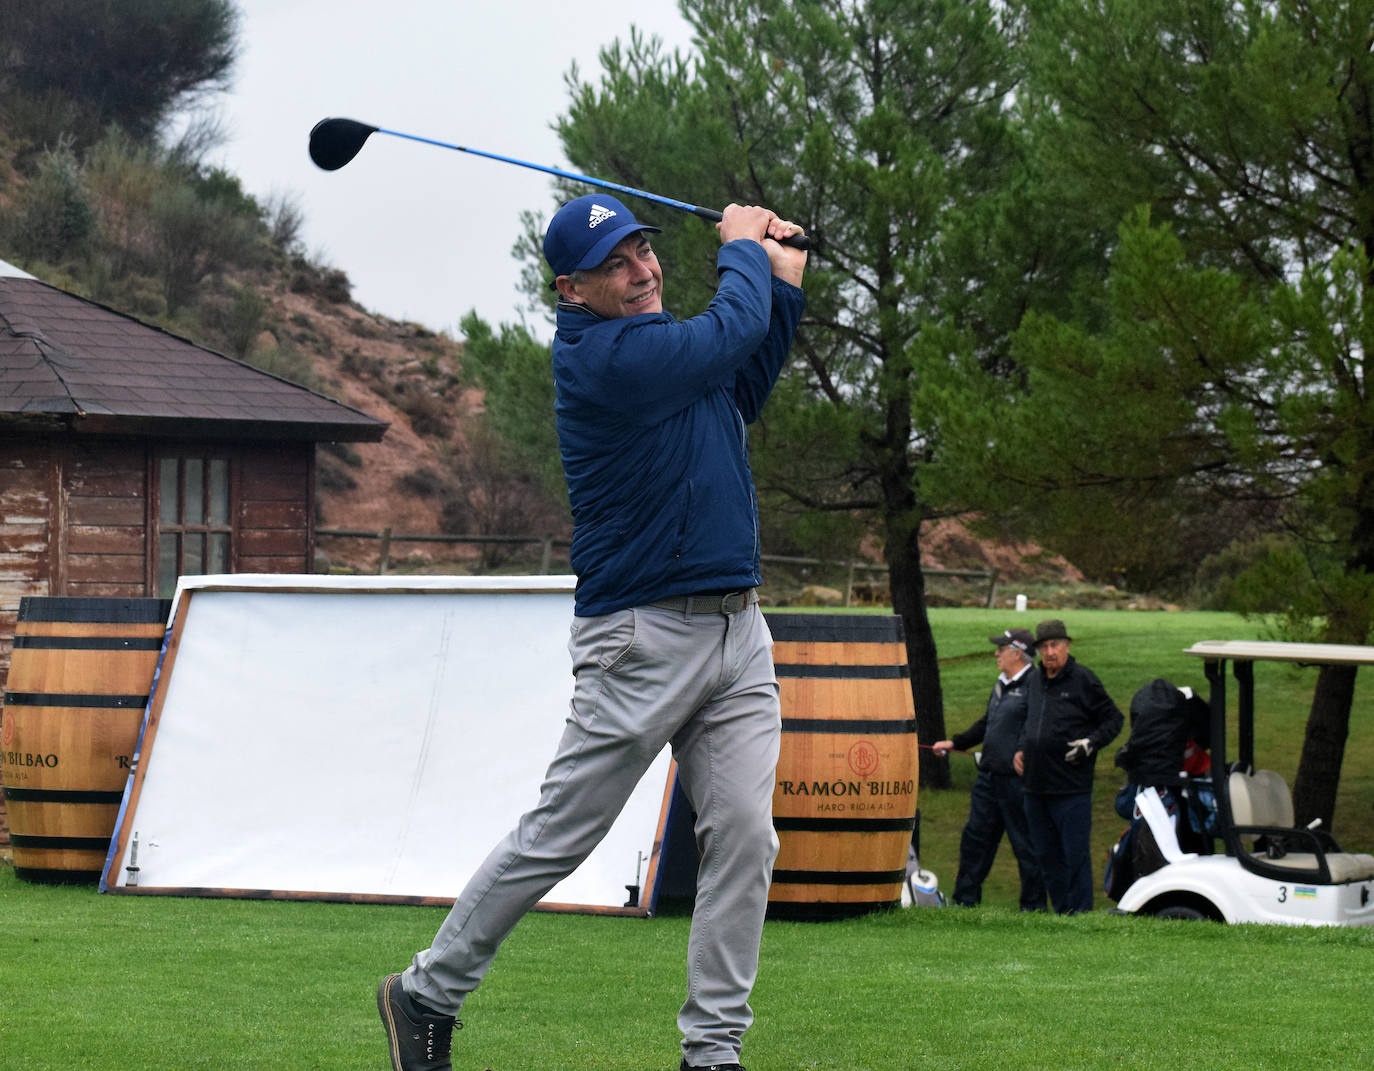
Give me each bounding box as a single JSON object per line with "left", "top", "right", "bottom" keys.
{"left": 693, "top": 207, "right": 813, "bottom": 251}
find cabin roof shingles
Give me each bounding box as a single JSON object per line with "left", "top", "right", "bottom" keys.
{"left": 0, "top": 275, "right": 387, "bottom": 442}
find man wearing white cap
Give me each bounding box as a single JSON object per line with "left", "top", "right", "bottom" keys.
{"left": 932, "top": 627, "right": 1046, "bottom": 911}
{"left": 377, "top": 193, "right": 807, "bottom": 1071}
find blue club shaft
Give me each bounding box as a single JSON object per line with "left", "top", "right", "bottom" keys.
{"left": 375, "top": 126, "right": 723, "bottom": 223}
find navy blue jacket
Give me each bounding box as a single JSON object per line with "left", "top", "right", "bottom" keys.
{"left": 553, "top": 240, "right": 805, "bottom": 616}
{"left": 1017, "top": 657, "right": 1124, "bottom": 795}
{"left": 951, "top": 667, "right": 1031, "bottom": 776}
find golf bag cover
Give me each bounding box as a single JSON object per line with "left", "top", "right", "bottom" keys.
{"left": 1114, "top": 678, "right": 1210, "bottom": 787}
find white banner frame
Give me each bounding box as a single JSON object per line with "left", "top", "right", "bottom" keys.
{"left": 101, "top": 575, "right": 673, "bottom": 915}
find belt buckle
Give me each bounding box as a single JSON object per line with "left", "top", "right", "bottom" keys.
{"left": 719, "top": 590, "right": 747, "bottom": 614}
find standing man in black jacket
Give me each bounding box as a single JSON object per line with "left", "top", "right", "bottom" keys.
{"left": 932, "top": 628, "right": 1045, "bottom": 910}
{"left": 1013, "top": 619, "right": 1123, "bottom": 914}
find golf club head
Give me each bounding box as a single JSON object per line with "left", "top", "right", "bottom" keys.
{"left": 309, "top": 118, "right": 379, "bottom": 171}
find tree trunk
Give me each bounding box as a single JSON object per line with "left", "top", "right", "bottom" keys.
{"left": 883, "top": 498, "right": 949, "bottom": 790}
{"left": 1292, "top": 499, "right": 1374, "bottom": 832}
{"left": 1291, "top": 664, "right": 1355, "bottom": 832}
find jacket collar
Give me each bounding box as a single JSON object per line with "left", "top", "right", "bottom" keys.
{"left": 555, "top": 298, "right": 605, "bottom": 325}
{"left": 1001, "top": 663, "right": 1032, "bottom": 686}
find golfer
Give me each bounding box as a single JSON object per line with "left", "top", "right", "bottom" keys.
{"left": 377, "top": 194, "right": 807, "bottom": 1071}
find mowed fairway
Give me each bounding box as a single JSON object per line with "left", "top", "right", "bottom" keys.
{"left": 2, "top": 608, "right": 1372, "bottom": 1069}
{"left": 2, "top": 871, "right": 1371, "bottom": 1070}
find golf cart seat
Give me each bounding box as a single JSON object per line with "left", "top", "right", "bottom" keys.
{"left": 1227, "top": 769, "right": 1374, "bottom": 883}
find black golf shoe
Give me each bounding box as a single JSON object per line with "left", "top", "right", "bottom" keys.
{"left": 680, "top": 1061, "right": 745, "bottom": 1070}
{"left": 377, "top": 973, "right": 458, "bottom": 1070}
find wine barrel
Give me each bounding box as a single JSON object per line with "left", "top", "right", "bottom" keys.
{"left": 1, "top": 597, "right": 170, "bottom": 883}
{"left": 767, "top": 613, "right": 919, "bottom": 920}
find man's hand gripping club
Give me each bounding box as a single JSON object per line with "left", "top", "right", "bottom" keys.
{"left": 717, "top": 203, "right": 807, "bottom": 288}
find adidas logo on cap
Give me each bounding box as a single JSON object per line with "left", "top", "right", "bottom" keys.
{"left": 587, "top": 203, "right": 617, "bottom": 228}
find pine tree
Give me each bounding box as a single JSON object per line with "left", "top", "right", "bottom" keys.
{"left": 540, "top": 3, "right": 1056, "bottom": 783}
{"left": 944, "top": 0, "right": 1374, "bottom": 828}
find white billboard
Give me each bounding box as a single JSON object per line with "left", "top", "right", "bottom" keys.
{"left": 102, "top": 575, "right": 674, "bottom": 914}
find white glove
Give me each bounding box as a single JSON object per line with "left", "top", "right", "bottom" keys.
{"left": 1065, "top": 738, "right": 1094, "bottom": 764}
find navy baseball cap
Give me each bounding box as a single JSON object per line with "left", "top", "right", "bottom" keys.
{"left": 543, "top": 194, "right": 661, "bottom": 279}
{"left": 989, "top": 628, "right": 1036, "bottom": 656}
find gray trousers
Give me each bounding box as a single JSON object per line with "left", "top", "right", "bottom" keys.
{"left": 404, "top": 599, "right": 781, "bottom": 1066}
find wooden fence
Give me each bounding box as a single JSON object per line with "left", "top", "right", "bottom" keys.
{"left": 317, "top": 527, "right": 569, "bottom": 574}
{"left": 314, "top": 528, "right": 1000, "bottom": 608}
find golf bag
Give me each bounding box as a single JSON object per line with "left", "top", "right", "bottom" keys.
{"left": 1116, "top": 678, "right": 1217, "bottom": 839}
{"left": 1103, "top": 790, "right": 1176, "bottom": 901}
{"left": 1104, "top": 679, "right": 1219, "bottom": 901}
{"left": 1115, "top": 678, "right": 1210, "bottom": 786}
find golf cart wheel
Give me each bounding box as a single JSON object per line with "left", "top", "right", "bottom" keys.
{"left": 1153, "top": 904, "right": 1209, "bottom": 921}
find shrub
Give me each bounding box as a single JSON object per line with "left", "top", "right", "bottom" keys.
{"left": 221, "top": 284, "right": 267, "bottom": 360}
{"left": 245, "top": 335, "right": 325, "bottom": 394}
{"left": 288, "top": 254, "right": 351, "bottom": 303}
{"left": 340, "top": 348, "right": 385, "bottom": 380}
{"left": 85, "top": 256, "right": 166, "bottom": 319}
{"left": 395, "top": 467, "right": 449, "bottom": 498}
{"left": 0, "top": 87, "right": 105, "bottom": 165}
{"left": 0, "top": 0, "right": 238, "bottom": 147}
{"left": 262, "top": 191, "right": 304, "bottom": 255}
{"left": 315, "top": 454, "right": 357, "bottom": 493}
{"left": 319, "top": 440, "right": 362, "bottom": 468}
{"left": 441, "top": 423, "right": 570, "bottom": 570}
{"left": 395, "top": 384, "right": 451, "bottom": 438}
{"left": 153, "top": 183, "right": 262, "bottom": 313}
{"left": 83, "top": 129, "right": 168, "bottom": 278}
{"left": 1192, "top": 534, "right": 1312, "bottom": 614}
{"left": 8, "top": 144, "right": 94, "bottom": 262}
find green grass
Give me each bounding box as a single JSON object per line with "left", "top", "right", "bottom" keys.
{"left": 2, "top": 868, "right": 1371, "bottom": 1070}
{"left": 3, "top": 608, "right": 1372, "bottom": 1069}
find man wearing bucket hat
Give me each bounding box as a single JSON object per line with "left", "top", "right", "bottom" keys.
{"left": 1012, "top": 619, "right": 1123, "bottom": 914}
{"left": 931, "top": 628, "right": 1046, "bottom": 911}
{"left": 377, "top": 193, "right": 807, "bottom": 1071}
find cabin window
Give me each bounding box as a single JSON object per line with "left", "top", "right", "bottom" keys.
{"left": 157, "top": 456, "right": 232, "bottom": 596}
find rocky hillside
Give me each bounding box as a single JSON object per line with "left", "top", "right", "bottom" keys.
{"left": 265, "top": 289, "right": 477, "bottom": 539}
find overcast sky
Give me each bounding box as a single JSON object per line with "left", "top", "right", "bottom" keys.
{"left": 211, "top": 0, "right": 695, "bottom": 339}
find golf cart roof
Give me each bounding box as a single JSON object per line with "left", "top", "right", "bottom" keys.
{"left": 1184, "top": 640, "right": 1374, "bottom": 667}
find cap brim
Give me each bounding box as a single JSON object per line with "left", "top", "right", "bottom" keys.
{"left": 573, "top": 221, "right": 662, "bottom": 272}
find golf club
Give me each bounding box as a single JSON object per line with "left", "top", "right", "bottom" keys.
{"left": 308, "top": 117, "right": 812, "bottom": 251}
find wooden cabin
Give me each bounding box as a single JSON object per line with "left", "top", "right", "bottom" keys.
{"left": 0, "top": 259, "right": 388, "bottom": 840}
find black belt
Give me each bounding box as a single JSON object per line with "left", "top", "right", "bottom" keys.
{"left": 650, "top": 589, "right": 758, "bottom": 615}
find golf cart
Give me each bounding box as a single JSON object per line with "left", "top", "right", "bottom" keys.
{"left": 1112, "top": 641, "right": 1374, "bottom": 926}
